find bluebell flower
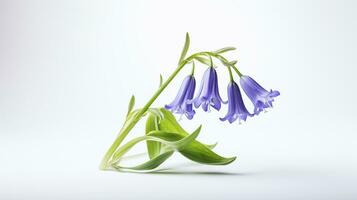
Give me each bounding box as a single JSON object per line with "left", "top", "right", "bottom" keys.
{"left": 193, "top": 67, "right": 226, "bottom": 112}
{"left": 220, "top": 81, "right": 253, "bottom": 123}
{"left": 165, "top": 75, "right": 196, "bottom": 119}
{"left": 240, "top": 75, "right": 280, "bottom": 115}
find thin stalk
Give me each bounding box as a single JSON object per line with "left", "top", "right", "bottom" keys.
{"left": 231, "top": 65, "right": 243, "bottom": 77}
{"left": 191, "top": 61, "right": 195, "bottom": 76}
{"left": 99, "top": 51, "right": 239, "bottom": 169}
{"left": 227, "top": 65, "right": 234, "bottom": 81}
{"left": 100, "top": 60, "right": 188, "bottom": 169}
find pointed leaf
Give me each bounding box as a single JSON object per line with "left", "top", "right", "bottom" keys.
{"left": 158, "top": 108, "right": 188, "bottom": 136}
{"left": 178, "top": 33, "right": 190, "bottom": 64}
{"left": 126, "top": 95, "right": 135, "bottom": 117}
{"left": 179, "top": 141, "right": 236, "bottom": 165}
{"left": 158, "top": 108, "right": 217, "bottom": 149}
{"left": 213, "top": 47, "right": 236, "bottom": 54}
{"left": 113, "top": 151, "right": 174, "bottom": 171}
{"left": 112, "top": 129, "right": 199, "bottom": 163}
{"left": 206, "top": 142, "right": 218, "bottom": 149}
{"left": 159, "top": 74, "right": 163, "bottom": 87}
{"left": 148, "top": 125, "right": 201, "bottom": 150}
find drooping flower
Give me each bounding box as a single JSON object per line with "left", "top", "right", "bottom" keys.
{"left": 165, "top": 75, "right": 196, "bottom": 119}
{"left": 193, "top": 67, "right": 225, "bottom": 112}
{"left": 220, "top": 81, "right": 253, "bottom": 123}
{"left": 239, "top": 75, "right": 280, "bottom": 115}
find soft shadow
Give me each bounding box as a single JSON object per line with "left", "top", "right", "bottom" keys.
{"left": 147, "top": 170, "right": 249, "bottom": 176}
{"left": 108, "top": 162, "right": 256, "bottom": 176}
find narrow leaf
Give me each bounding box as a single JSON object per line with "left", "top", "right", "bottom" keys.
{"left": 113, "top": 151, "right": 174, "bottom": 171}
{"left": 159, "top": 74, "right": 163, "bottom": 87}
{"left": 206, "top": 142, "right": 218, "bottom": 149}
{"left": 158, "top": 108, "right": 217, "bottom": 149}
{"left": 112, "top": 129, "right": 199, "bottom": 163}
{"left": 213, "top": 47, "right": 236, "bottom": 54}
{"left": 178, "top": 33, "right": 190, "bottom": 64}
{"left": 145, "top": 114, "right": 161, "bottom": 159}
{"left": 148, "top": 125, "right": 201, "bottom": 150}
{"left": 126, "top": 95, "right": 135, "bottom": 117}
{"left": 179, "top": 141, "right": 236, "bottom": 165}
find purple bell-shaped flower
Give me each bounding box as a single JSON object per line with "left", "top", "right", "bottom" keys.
{"left": 220, "top": 81, "right": 253, "bottom": 123}
{"left": 193, "top": 67, "right": 225, "bottom": 112}
{"left": 240, "top": 75, "right": 280, "bottom": 115}
{"left": 165, "top": 75, "right": 196, "bottom": 119}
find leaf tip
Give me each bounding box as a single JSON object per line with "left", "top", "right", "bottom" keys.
{"left": 226, "top": 156, "right": 237, "bottom": 164}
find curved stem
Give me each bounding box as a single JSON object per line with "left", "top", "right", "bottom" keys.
{"left": 227, "top": 65, "right": 234, "bottom": 81}
{"left": 99, "top": 51, "right": 240, "bottom": 170}
{"left": 231, "top": 65, "right": 243, "bottom": 77}
{"left": 191, "top": 61, "right": 195, "bottom": 76}
{"left": 195, "top": 51, "right": 243, "bottom": 79}
{"left": 100, "top": 60, "right": 189, "bottom": 169}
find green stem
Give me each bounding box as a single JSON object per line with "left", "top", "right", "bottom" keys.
{"left": 199, "top": 51, "right": 242, "bottom": 79}
{"left": 99, "top": 51, "right": 239, "bottom": 170}
{"left": 227, "top": 65, "right": 234, "bottom": 81}
{"left": 209, "top": 55, "right": 213, "bottom": 67}
{"left": 191, "top": 61, "right": 195, "bottom": 76}
{"left": 231, "top": 65, "right": 243, "bottom": 77}
{"left": 99, "top": 60, "right": 189, "bottom": 169}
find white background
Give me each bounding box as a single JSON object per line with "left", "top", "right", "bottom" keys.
{"left": 1, "top": 0, "right": 357, "bottom": 199}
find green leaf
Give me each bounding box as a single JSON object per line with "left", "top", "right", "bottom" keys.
{"left": 148, "top": 125, "right": 201, "bottom": 150}
{"left": 147, "top": 108, "right": 164, "bottom": 120}
{"left": 113, "top": 151, "right": 174, "bottom": 171}
{"left": 206, "top": 142, "right": 218, "bottom": 149}
{"left": 158, "top": 108, "right": 188, "bottom": 136}
{"left": 179, "top": 140, "right": 236, "bottom": 165}
{"left": 156, "top": 108, "right": 235, "bottom": 165}
{"left": 149, "top": 128, "right": 234, "bottom": 165}
{"left": 111, "top": 129, "right": 200, "bottom": 164}
{"left": 145, "top": 114, "right": 161, "bottom": 159}
{"left": 158, "top": 108, "right": 218, "bottom": 149}
{"left": 150, "top": 128, "right": 235, "bottom": 165}
{"left": 178, "top": 33, "right": 190, "bottom": 65}
{"left": 112, "top": 107, "right": 235, "bottom": 171}
{"left": 126, "top": 95, "right": 135, "bottom": 117}
{"left": 213, "top": 47, "right": 236, "bottom": 54}
{"left": 159, "top": 74, "right": 163, "bottom": 87}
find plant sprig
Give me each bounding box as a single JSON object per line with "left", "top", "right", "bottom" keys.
{"left": 100, "top": 33, "right": 244, "bottom": 171}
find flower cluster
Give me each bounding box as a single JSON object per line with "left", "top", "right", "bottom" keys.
{"left": 165, "top": 66, "right": 280, "bottom": 123}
